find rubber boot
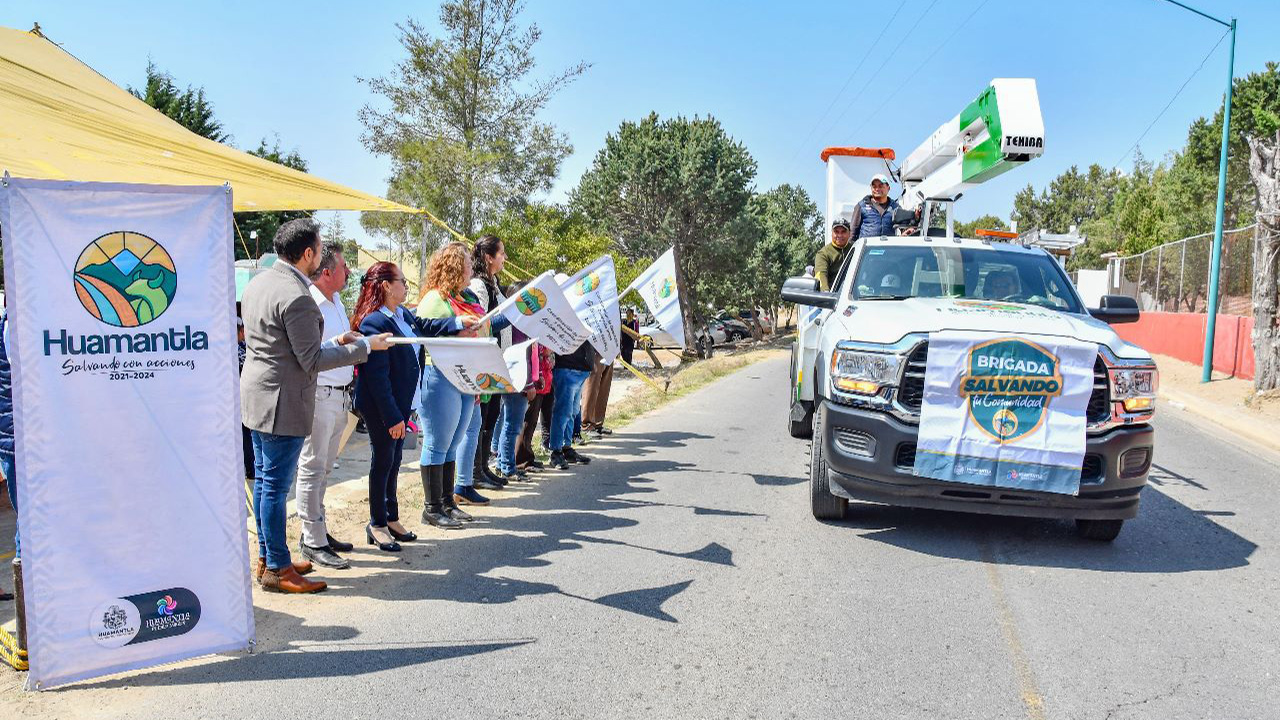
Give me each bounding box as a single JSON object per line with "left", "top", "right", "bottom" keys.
{"left": 422, "top": 464, "right": 461, "bottom": 529}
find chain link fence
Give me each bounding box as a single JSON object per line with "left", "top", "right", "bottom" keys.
{"left": 1108, "top": 224, "right": 1257, "bottom": 316}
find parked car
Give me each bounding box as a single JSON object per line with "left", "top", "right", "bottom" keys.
{"left": 712, "top": 312, "right": 752, "bottom": 341}
{"left": 639, "top": 322, "right": 726, "bottom": 355}
{"left": 736, "top": 308, "right": 774, "bottom": 334}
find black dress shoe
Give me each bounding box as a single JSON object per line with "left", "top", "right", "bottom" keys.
{"left": 482, "top": 466, "right": 509, "bottom": 487}
{"left": 387, "top": 525, "right": 417, "bottom": 542}
{"left": 474, "top": 477, "right": 503, "bottom": 491}
{"left": 301, "top": 542, "right": 350, "bottom": 569}
{"left": 563, "top": 447, "right": 592, "bottom": 464}
{"left": 365, "top": 524, "right": 402, "bottom": 552}
{"left": 326, "top": 534, "right": 354, "bottom": 553}
{"left": 445, "top": 505, "right": 474, "bottom": 522}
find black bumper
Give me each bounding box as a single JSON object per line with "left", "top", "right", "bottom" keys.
{"left": 820, "top": 400, "right": 1155, "bottom": 521}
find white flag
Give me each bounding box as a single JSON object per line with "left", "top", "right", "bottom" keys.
{"left": 492, "top": 270, "right": 591, "bottom": 355}
{"left": 422, "top": 337, "right": 520, "bottom": 395}
{"left": 625, "top": 247, "right": 685, "bottom": 349}
{"left": 0, "top": 177, "right": 252, "bottom": 689}
{"left": 560, "top": 255, "right": 622, "bottom": 365}
{"left": 504, "top": 338, "right": 535, "bottom": 391}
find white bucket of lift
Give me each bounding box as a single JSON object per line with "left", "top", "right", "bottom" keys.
{"left": 822, "top": 147, "right": 896, "bottom": 229}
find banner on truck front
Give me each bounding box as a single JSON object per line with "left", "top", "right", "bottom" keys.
{"left": 912, "top": 330, "right": 1097, "bottom": 495}
{"left": 0, "top": 177, "right": 253, "bottom": 689}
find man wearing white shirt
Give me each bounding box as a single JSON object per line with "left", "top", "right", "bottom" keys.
{"left": 297, "top": 241, "right": 358, "bottom": 569}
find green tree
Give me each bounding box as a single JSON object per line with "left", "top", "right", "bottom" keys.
{"left": 129, "top": 61, "right": 228, "bottom": 142}
{"left": 953, "top": 214, "right": 1009, "bottom": 238}
{"left": 359, "top": 0, "right": 588, "bottom": 260}
{"left": 743, "top": 184, "right": 823, "bottom": 326}
{"left": 233, "top": 137, "right": 311, "bottom": 260}
{"left": 481, "top": 202, "right": 635, "bottom": 287}
{"left": 571, "top": 113, "right": 758, "bottom": 356}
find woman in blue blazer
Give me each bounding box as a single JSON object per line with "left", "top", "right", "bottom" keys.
{"left": 351, "top": 261, "right": 465, "bottom": 551}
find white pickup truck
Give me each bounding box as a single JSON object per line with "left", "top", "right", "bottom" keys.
{"left": 782, "top": 236, "right": 1158, "bottom": 540}
{"left": 782, "top": 79, "right": 1158, "bottom": 541}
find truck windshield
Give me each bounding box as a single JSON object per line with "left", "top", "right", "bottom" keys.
{"left": 850, "top": 245, "right": 1083, "bottom": 313}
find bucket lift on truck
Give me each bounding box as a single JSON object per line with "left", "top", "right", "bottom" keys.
{"left": 821, "top": 78, "right": 1045, "bottom": 241}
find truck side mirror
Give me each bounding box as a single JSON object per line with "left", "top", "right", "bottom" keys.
{"left": 1088, "top": 294, "right": 1140, "bottom": 324}
{"left": 781, "top": 276, "right": 837, "bottom": 310}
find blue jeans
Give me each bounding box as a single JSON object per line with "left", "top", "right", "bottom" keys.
{"left": 551, "top": 368, "right": 589, "bottom": 450}
{"left": 251, "top": 431, "right": 306, "bottom": 570}
{"left": 455, "top": 402, "right": 483, "bottom": 489}
{"left": 1, "top": 450, "right": 16, "bottom": 557}
{"left": 496, "top": 393, "right": 530, "bottom": 474}
{"left": 418, "top": 364, "right": 476, "bottom": 466}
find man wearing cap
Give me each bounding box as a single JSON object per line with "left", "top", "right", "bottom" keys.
{"left": 814, "top": 217, "right": 853, "bottom": 292}
{"left": 850, "top": 174, "right": 901, "bottom": 239}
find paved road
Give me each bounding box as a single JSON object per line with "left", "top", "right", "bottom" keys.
{"left": 4, "top": 353, "right": 1279, "bottom": 718}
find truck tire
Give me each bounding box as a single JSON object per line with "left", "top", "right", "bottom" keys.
{"left": 809, "top": 402, "right": 847, "bottom": 520}
{"left": 1075, "top": 518, "right": 1124, "bottom": 541}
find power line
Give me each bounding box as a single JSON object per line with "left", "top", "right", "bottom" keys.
{"left": 844, "top": 0, "right": 991, "bottom": 142}
{"left": 810, "top": 0, "right": 942, "bottom": 149}
{"left": 1112, "top": 27, "right": 1230, "bottom": 170}
{"left": 782, "top": 0, "right": 910, "bottom": 170}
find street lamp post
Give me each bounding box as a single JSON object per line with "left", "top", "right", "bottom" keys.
{"left": 1160, "top": 1, "right": 1237, "bottom": 382}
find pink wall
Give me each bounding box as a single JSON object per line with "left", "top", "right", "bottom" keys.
{"left": 1113, "top": 311, "right": 1255, "bottom": 379}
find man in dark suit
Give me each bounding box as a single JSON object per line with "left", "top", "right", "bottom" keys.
{"left": 241, "top": 219, "right": 392, "bottom": 594}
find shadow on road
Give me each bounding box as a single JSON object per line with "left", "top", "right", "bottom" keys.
{"left": 323, "top": 431, "right": 731, "bottom": 624}
{"left": 827, "top": 485, "right": 1255, "bottom": 573}
{"left": 58, "top": 604, "right": 531, "bottom": 691}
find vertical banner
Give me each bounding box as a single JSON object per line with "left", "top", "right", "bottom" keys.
{"left": 419, "top": 337, "right": 520, "bottom": 395}
{"left": 0, "top": 178, "right": 252, "bottom": 689}
{"left": 913, "top": 331, "right": 1097, "bottom": 495}
{"left": 625, "top": 247, "right": 684, "bottom": 349}
{"left": 560, "top": 255, "right": 621, "bottom": 365}
{"left": 490, "top": 271, "right": 591, "bottom": 355}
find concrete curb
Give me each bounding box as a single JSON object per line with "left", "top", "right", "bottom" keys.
{"left": 1158, "top": 385, "right": 1280, "bottom": 455}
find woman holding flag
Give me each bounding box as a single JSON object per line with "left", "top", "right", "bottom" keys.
{"left": 416, "top": 242, "right": 510, "bottom": 525}
{"left": 351, "top": 261, "right": 468, "bottom": 551}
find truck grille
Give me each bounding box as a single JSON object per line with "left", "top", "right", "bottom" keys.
{"left": 1086, "top": 356, "right": 1111, "bottom": 424}
{"left": 898, "top": 343, "right": 1112, "bottom": 425}
{"left": 898, "top": 343, "right": 929, "bottom": 411}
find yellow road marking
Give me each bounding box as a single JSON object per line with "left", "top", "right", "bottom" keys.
{"left": 983, "top": 543, "right": 1048, "bottom": 720}
{"left": 0, "top": 551, "right": 13, "bottom": 561}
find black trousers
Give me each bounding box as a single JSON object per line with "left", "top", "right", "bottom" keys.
{"left": 241, "top": 425, "right": 255, "bottom": 479}
{"left": 367, "top": 423, "right": 404, "bottom": 526}
{"left": 476, "top": 397, "right": 502, "bottom": 472}
{"left": 516, "top": 393, "right": 545, "bottom": 466}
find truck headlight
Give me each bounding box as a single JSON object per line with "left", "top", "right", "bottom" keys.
{"left": 1110, "top": 367, "right": 1158, "bottom": 413}
{"left": 831, "top": 349, "right": 902, "bottom": 395}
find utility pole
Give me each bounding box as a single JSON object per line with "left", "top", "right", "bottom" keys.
{"left": 1159, "top": 1, "right": 1237, "bottom": 382}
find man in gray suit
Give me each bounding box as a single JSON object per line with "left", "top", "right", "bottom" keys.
{"left": 241, "top": 219, "right": 391, "bottom": 594}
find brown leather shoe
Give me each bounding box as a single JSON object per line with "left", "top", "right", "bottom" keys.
{"left": 257, "top": 557, "right": 314, "bottom": 580}
{"left": 260, "top": 565, "right": 326, "bottom": 594}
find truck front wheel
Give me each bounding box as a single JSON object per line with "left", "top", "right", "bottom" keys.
{"left": 809, "top": 402, "right": 848, "bottom": 520}
{"left": 1075, "top": 518, "right": 1124, "bottom": 541}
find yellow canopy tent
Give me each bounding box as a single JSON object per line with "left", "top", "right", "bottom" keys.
{"left": 0, "top": 26, "right": 416, "bottom": 213}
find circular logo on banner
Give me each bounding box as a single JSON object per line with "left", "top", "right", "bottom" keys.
{"left": 73, "top": 232, "right": 178, "bottom": 327}
{"left": 658, "top": 277, "right": 676, "bottom": 300}
{"left": 89, "top": 599, "right": 141, "bottom": 648}
{"left": 515, "top": 289, "right": 547, "bottom": 316}
{"left": 958, "top": 338, "right": 1063, "bottom": 444}
{"left": 576, "top": 272, "right": 601, "bottom": 296}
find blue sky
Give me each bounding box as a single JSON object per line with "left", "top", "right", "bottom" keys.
{"left": 4, "top": 0, "right": 1278, "bottom": 246}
